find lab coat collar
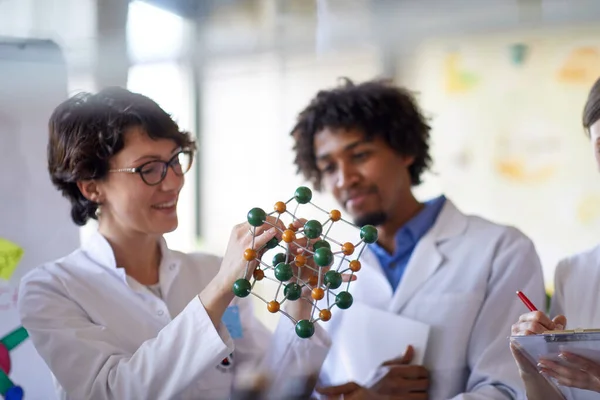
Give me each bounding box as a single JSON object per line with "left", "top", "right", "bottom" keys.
{"left": 81, "top": 230, "right": 125, "bottom": 282}
{"left": 81, "top": 230, "right": 180, "bottom": 294}
{"left": 387, "top": 198, "right": 468, "bottom": 313}
{"left": 426, "top": 199, "right": 468, "bottom": 244}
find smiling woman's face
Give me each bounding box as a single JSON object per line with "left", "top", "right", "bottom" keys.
{"left": 91, "top": 126, "right": 185, "bottom": 236}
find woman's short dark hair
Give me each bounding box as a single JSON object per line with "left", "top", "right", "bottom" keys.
{"left": 290, "top": 77, "right": 431, "bottom": 190}
{"left": 583, "top": 77, "right": 600, "bottom": 133}
{"left": 48, "top": 87, "right": 195, "bottom": 226}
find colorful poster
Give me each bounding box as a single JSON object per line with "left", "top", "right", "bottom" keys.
{"left": 0, "top": 240, "right": 23, "bottom": 282}
{"left": 444, "top": 52, "right": 479, "bottom": 94}
{"left": 557, "top": 46, "right": 600, "bottom": 85}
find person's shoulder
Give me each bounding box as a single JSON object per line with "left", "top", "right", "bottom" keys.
{"left": 448, "top": 201, "right": 532, "bottom": 244}
{"left": 20, "top": 247, "right": 87, "bottom": 289}
{"left": 170, "top": 249, "right": 223, "bottom": 277}
{"left": 18, "top": 248, "right": 88, "bottom": 316}
{"left": 556, "top": 244, "right": 600, "bottom": 273}
{"left": 468, "top": 215, "right": 529, "bottom": 240}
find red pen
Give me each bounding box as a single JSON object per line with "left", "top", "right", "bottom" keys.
{"left": 516, "top": 290, "right": 538, "bottom": 312}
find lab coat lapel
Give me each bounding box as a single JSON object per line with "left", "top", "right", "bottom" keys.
{"left": 387, "top": 200, "right": 468, "bottom": 314}
{"left": 158, "top": 237, "right": 181, "bottom": 301}
{"left": 353, "top": 246, "right": 393, "bottom": 308}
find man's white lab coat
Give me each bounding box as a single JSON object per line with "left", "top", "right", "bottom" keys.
{"left": 319, "top": 199, "right": 546, "bottom": 400}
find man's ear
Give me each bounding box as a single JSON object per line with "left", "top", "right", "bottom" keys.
{"left": 402, "top": 155, "right": 415, "bottom": 167}
{"left": 76, "top": 180, "right": 103, "bottom": 204}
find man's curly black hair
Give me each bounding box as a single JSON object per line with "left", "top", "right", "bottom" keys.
{"left": 291, "top": 77, "right": 432, "bottom": 190}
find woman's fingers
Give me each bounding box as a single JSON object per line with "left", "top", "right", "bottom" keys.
{"left": 512, "top": 311, "right": 556, "bottom": 335}
{"left": 552, "top": 315, "right": 567, "bottom": 331}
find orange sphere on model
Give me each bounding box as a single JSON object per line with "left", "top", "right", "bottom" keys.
{"left": 253, "top": 269, "right": 265, "bottom": 280}
{"left": 243, "top": 249, "right": 257, "bottom": 261}
{"left": 311, "top": 288, "right": 325, "bottom": 300}
{"left": 274, "top": 201, "right": 286, "bottom": 214}
{"left": 294, "top": 254, "right": 306, "bottom": 267}
{"left": 282, "top": 229, "right": 296, "bottom": 243}
{"left": 267, "top": 301, "right": 280, "bottom": 313}
{"left": 341, "top": 242, "right": 355, "bottom": 256}
{"left": 319, "top": 309, "right": 332, "bottom": 321}
{"left": 349, "top": 260, "right": 361, "bottom": 272}
{"left": 329, "top": 209, "right": 342, "bottom": 222}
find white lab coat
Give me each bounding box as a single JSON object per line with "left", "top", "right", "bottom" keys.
{"left": 319, "top": 199, "right": 546, "bottom": 400}
{"left": 17, "top": 231, "right": 331, "bottom": 400}
{"left": 549, "top": 245, "right": 600, "bottom": 400}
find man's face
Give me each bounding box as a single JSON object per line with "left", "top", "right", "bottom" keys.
{"left": 313, "top": 127, "right": 414, "bottom": 227}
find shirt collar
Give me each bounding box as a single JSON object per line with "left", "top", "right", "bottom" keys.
{"left": 400, "top": 195, "right": 446, "bottom": 243}
{"left": 370, "top": 195, "right": 447, "bottom": 258}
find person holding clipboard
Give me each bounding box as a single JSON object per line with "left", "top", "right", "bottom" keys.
{"left": 17, "top": 88, "right": 332, "bottom": 399}
{"left": 511, "top": 78, "right": 600, "bottom": 400}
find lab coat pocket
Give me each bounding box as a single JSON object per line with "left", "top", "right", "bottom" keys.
{"left": 416, "top": 292, "right": 484, "bottom": 369}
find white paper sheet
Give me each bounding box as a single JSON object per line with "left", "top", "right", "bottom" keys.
{"left": 320, "top": 302, "right": 431, "bottom": 387}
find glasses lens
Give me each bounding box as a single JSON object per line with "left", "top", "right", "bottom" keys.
{"left": 139, "top": 161, "right": 166, "bottom": 185}
{"left": 173, "top": 151, "right": 193, "bottom": 175}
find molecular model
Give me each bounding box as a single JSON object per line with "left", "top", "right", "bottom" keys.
{"left": 0, "top": 326, "right": 27, "bottom": 400}
{"left": 232, "top": 186, "right": 377, "bottom": 339}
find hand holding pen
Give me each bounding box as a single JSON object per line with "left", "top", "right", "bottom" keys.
{"left": 512, "top": 291, "right": 566, "bottom": 335}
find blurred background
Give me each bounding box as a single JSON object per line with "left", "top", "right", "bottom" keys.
{"left": 2, "top": 1, "right": 600, "bottom": 392}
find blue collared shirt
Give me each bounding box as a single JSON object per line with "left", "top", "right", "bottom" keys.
{"left": 370, "top": 195, "right": 446, "bottom": 292}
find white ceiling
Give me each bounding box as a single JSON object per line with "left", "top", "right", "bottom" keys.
{"left": 1, "top": 0, "right": 600, "bottom": 68}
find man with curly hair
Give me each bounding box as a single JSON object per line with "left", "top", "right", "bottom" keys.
{"left": 290, "top": 78, "right": 546, "bottom": 400}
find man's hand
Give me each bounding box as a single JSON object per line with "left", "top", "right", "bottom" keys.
{"left": 370, "top": 345, "right": 429, "bottom": 397}
{"left": 316, "top": 346, "right": 429, "bottom": 400}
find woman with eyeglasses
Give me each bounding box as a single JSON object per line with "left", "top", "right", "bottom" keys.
{"left": 17, "top": 87, "right": 331, "bottom": 399}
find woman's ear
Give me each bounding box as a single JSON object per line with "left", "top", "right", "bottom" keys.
{"left": 76, "top": 180, "right": 103, "bottom": 204}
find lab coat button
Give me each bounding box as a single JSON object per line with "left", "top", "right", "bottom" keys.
{"left": 157, "top": 310, "right": 164, "bottom": 316}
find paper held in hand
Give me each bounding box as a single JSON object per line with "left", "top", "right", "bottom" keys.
{"left": 320, "top": 301, "right": 431, "bottom": 387}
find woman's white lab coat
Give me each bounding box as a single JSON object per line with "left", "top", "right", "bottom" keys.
{"left": 17, "top": 231, "right": 331, "bottom": 400}
{"left": 549, "top": 245, "right": 600, "bottom": 400}
{"left": 319, "top": 199, "right": 546, "bottom": 400}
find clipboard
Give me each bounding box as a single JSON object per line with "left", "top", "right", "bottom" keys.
{"left": 511, "top": 329, "right": 600, "bottom": 365}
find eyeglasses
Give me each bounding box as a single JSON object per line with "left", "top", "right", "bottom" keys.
{"left": 109, "top": 150, "right": 194, "bottom": 186}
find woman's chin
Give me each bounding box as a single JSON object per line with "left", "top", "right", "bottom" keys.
{"left": 150, "top": 215, "right": 179, "bottom": 235}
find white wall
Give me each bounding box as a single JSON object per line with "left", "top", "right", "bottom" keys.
{"left": 404, "top": 24, "right": 600, "bottom": 289}
{"left": 199, "top": 48, "right": 381, "bottom": 329}
{"left": 0, "top": 0, "right": 97, "bottom": 84}
{"left": 199, "top": 49, "right": 381, "bottom": 254}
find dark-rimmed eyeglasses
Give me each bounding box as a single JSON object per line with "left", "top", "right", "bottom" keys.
{"left": 109, "top": 150, "right": 194, "bottom": 186}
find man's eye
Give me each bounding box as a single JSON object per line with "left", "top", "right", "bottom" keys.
{"left": 320, "top": 164, "right": 336, "bottom": 174}
{"left": 352, "top": 151, "right": 370, "bottom": 161}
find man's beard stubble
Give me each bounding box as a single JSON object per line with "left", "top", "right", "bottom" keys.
{"left": 353, "top": 211, "right": 387, "bottom": 229}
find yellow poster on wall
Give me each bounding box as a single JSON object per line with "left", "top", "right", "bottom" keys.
{"left": 0, "top": 239, "right": 23, "bottom": 281}
{"left": 444, "top": 52, "right": 479, "bottom": 94}
{"left": 557, "top": 47, "right": 600, "bottom": 85}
